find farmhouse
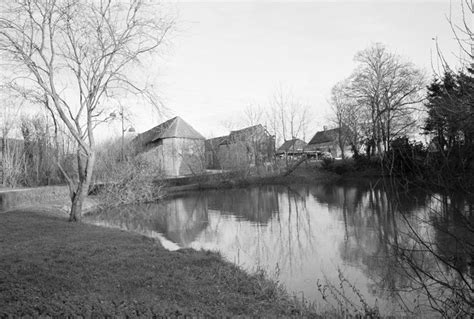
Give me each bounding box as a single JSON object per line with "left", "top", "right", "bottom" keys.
{"left": 276, "top": 138, "right": 307, "bottom": 157}
{"left": 305, "top": 127, "right": 351, "bottom": 158}
{"left": 205, "top": 124, "right": 275, "bottom": 170}
{"left": 132, "top": 116, "right": 205, "bottom": 177}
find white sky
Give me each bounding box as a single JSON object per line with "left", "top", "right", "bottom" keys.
{"left": 126, "top": 0, "right": 465, "bottom": 139}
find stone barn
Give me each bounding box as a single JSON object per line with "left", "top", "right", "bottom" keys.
{"left": 205, "top": 124, "right": 275, "bottom": 170}
{"left": 132, "top": 116, "right": 205, "bottom": 177}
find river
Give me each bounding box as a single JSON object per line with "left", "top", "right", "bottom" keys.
{"left": 85, "top": 181, "right": 473, "bottom": 317}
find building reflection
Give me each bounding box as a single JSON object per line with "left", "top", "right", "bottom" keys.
{"left": 86, "top": 194, "right": 209, "bottom": 246}
{"left": 207, "top": 185, "right": 280, "bottom": 224}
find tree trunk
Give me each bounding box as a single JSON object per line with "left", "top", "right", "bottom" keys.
{"left": 68, "top": 150, "right": 95, "bottom": 222}
{"left": 69, "top": 186, "right": 85, "bottom": 222}
{"left": 69, "top": 175, "right": 93, "bottom": 221}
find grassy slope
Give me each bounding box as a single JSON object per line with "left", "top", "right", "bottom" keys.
{"left": 0, "top": 210, "right": 316, "bottom": 317}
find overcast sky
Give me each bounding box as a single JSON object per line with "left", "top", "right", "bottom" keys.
{"left": 118, "top": 0, "right": 466, "bottom": 140}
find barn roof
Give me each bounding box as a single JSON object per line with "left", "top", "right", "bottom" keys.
{"left": 224, "top": 124, "right": 272, "bottom": 144}
{"left": 135, "top": 116, "right": 204, "bottom": 145}
{"left": 229, "top": 124, "right": 263, "bottom": 137}
{"left": 308, "top": 128, "right": 340, "bottom": 145}
{"left": 277, "top": 138, "right": 307, "bottom": 152}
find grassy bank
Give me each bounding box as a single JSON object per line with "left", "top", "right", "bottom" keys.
{"left": 0, "top": 209, "right": 317, "bottom": 317}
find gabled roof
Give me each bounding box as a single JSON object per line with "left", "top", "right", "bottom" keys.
{"left": 229, "top": 124, "right": 263, "bottom": 137}
{"left": 277, "top": 138, "right": 307, "bottom": 152}
{"left": 135, "top": 116, "right": 204, "bottom": 145}
{"left": 225, "top": 124, "right": 272, "bottom": 143}
{"left": 308, "top": 128, "right": 340, "bottom": 145}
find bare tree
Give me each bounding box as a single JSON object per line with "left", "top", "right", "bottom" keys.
{"left": 221, "top": 102, "right": 264, "bottom": 131}
{"left": 329, "top": 80, "right": 363, "bottom": 159}
{"left": 268, "top": 85, "right": 311, "bottom": 146}
{"left": 447, "top": 0, "right": 473, "bottom": 67}
{"left": 0, "top": 0, "right": 174, "bottom": 221}
{"left": 349, "top": 44, "right": 425, "bottom": 157}
{"left": 0, "top": 90, "right": 24, "bottom": 186}
{"left": 243, "top": 103, "right": 264, "bottom": 127}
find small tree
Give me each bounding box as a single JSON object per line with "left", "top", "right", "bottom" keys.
{"left": 329, "top": 80, "right": 362, "bottom": 159}
{"left": 0, "top": 0, "right": 173, "bottom": 221}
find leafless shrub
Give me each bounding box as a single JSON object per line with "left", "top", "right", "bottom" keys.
{"left": 1, "top": 139, "right": 24, "bottom": 187}
{"left": 97, "top": 158, "right": 165, "bottom": 208}
{"left": 317, "top": 268, "right": 381, "bottom": 317}
{"left": 93, "top": 138, "right": 165, "bottom": 208}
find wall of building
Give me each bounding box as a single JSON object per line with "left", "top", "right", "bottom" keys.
{"left": 166, "top": 138, "right": 205, "bottom": 176}
{"left": 215, "top": 136, "right": 275, "bottom": 170}
{"left": 137, "top": 138, "right": 205, "bottom": 177}
{"left": 217, "top": 142, "right": 253, "bottom": 170}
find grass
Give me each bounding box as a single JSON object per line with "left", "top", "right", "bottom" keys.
{"left": 0, "top": 209, "right": 318, "bottom": 317}
{"left": 0, "top": 185, "right": 70, "bottom": 211}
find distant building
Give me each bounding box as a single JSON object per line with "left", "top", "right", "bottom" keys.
{"left": 204, "top": 135, "right": 228, "bottom": 169}
{"left": 276, "top": 138, "right": 307, "bottom": 157}
{"left": 205, "top": 124, "right": 275, "bottom": 170}
{"left": 132, "top": 116, "right": 205, "bottom": 177}
{"left": 305, "top": 127, "right": 351, "bottom": 158}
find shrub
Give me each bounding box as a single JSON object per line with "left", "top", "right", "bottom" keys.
{"left": 321, "top": 159, "right": 356, "bottom": 175}
{"left": 92, "top": 137, "right": 165, "bottom": 208}
{"left": 95, "top": 157, "right": 165, "bottom": 208}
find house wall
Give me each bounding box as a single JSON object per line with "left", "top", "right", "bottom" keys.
{"left": 137, "top": 138, "right": 205, "bottom": 177}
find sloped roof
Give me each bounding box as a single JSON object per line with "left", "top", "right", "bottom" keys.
{"left": 277, "top": 138, "right": 307, "bottom": 152}
{"left": 229, "top": 124, "right": 263, "bottom": 137}
{"left": 225, "top": 124, "right": 272, "bottom": 143}
{"left": 308, "top": 128, "right": 340, "bottom": 145}
{"left": 135, "top": 116, "right": 205, "bottom": 145}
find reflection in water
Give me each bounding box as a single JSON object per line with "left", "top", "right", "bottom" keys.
{"left": 85, "top": 182, "right": 473, "bottom": 317}
{"left": 87, "top": 195, "right": 209, "bottom": 247}
{"left": 208, "top": 186, "right": 279, "bottom": 224}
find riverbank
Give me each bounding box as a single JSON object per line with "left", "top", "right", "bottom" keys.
{"left": 164, "top": 162, "right": 341, "bottom": 195}
{"left": 0, "top": 167, "right": 339, "bottom": 316}
{"left": 0, "top": 208, "right": 318, "bottom": 317}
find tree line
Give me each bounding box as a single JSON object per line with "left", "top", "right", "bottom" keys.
{"left": 328, "top": 42, "right": 473, "bottom": 190}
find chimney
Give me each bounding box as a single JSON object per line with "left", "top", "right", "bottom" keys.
{"left": 323, "top": 126, "right": 327, "bottom": 131}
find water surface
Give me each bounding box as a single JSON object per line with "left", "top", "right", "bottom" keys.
{"left": 86, "top": 182, "right": 473, "bottom": 316}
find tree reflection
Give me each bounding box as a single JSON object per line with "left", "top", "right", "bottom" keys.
{"left": 87, "top": 181, "right": 473, "bottom": 316}
{"left": 205, "top": 185, "right": 316, "bottom": 276}
{"left": 392, "top": 191, "right": 474, "bottom": 317}
{"left": 312, "top": 180, "right": 473, "bottom": 317}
